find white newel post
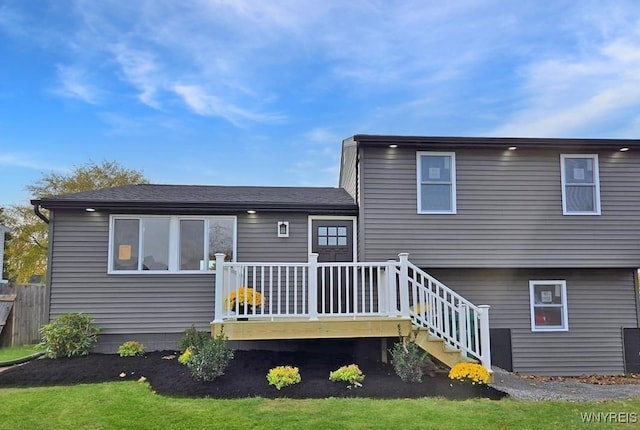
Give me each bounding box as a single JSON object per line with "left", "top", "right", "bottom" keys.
{"left": 458, "top": 304, "right": 468, "bottom": 359}
{"left": 398, "top": 253, "right": 410, "bottom": 318}
{"left": 308, "top": 253, "right": 319, "bottom": 321}
{"left": 213, "top": 253, "right": 226, "bottom": 323}
{"left": 478, "top": 304, "right": 492, "bottom": 370}
{"left": 386, "top": 259, "right": 399, "bottom": 317}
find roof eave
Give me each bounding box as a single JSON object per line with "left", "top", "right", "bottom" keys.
{"left": 351, "top": 135, "right": 640, "bottom": 149}
{"left": 32, "top": 199, "right": 358, "bottom": 214}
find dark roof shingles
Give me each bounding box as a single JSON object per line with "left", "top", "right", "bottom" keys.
{"left": 37, "top": 184, "right": 355, "bottom": 208}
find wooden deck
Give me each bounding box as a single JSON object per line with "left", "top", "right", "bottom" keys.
{"left": 211, "top": 316, "right": 413, "bottom": 341}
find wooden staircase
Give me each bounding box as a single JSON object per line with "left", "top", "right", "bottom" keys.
{"left": 413, "top": 328, "right": 477, "bottom": 368}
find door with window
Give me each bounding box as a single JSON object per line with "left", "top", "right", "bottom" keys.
{"left": 311, "top": 219, "right": 354, "bottom": 314}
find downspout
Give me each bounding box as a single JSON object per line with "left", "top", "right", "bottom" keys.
{"left": 33, "top": 203, "right": 50, "bottom": 224}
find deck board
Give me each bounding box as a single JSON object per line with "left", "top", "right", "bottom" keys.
{"left": 211, "top": 317, "right": 412, "bottom": 340}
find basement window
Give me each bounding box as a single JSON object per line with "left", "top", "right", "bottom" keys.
{"left": 529, "top": 280, "right": 568, "bottom": 332}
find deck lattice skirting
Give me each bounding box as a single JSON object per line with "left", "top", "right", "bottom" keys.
{"left": 211, "top": 253, "right": 491, "bottom": 372}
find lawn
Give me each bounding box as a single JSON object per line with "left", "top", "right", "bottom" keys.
{"left": 1, "top": 382, "right": 639, "bottom": 429}
{"left": 0, "top": 344, "right": 42, "bottom": 362}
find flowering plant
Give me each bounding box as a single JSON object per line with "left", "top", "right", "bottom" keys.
{"left": 224, "top": 287, "right": 264, "bottom": 311}
{"left": 329, "top": 364, "right": 365, "bottom": 388}
{"left": 178, "top": 348, "right": 194, "bottom": 365}
{"left": 448, "top": 362, "right": 490, "bottom": 385}
{"left": 266, "top": 366, "right": 301, "bottom": 390}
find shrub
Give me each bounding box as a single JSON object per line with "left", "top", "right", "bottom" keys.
{"left": 329, "top": 364, "right": 365, "bottom": 388}
{"left": 178, "top": 348, "right": 193, "bottom": 365}
{"left": 389, "top": 333, "right": 433, "bottom": 383}
{"left": 39, "top": 313, "right": 100, "bottom": 359}
{"left": 186, "top": 332, "right": 234, "bottom": 381}
{"left": 118, "top": 341, "right": 145, "bottom": 357}
{"left": 179, "top": 325, "right": 210, "bottom": 353}
{"left": 266, "top": 365, "right": 301, "bottom": 390}
{"left": 448, "top": 362, "right": 490, "bottom": 385}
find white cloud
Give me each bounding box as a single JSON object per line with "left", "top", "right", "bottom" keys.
{"left": 53, "top": 65, "right": 100, "bottom": 104}
{"left": 0, "top": 153, "right": 69, "bottom": 173}
{"left": 110, "top": 44, "right": 162, "bottom": 108}
{"left": 493, "top": 34, "right": 640, "bottom": 137}
{"left": 172, "top": 84, "right": 284, "bottom": 126}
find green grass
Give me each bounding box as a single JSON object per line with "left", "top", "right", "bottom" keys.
{"left": 0, "top": 344, "right": 42, "bottom": 362}
{"left": 1, "top": 382, "right": 639, "bottom": 429}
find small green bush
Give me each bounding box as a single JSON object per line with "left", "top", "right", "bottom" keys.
{"left": 390, "top": 333, "right": 433, "bottom": 383}
{"left": 179, "top": 325, "right": 210, "bottom": 353}
{"left": 329, "top": 364, "right": 365, "bottom": 388}
{"left": 266, "top": 366, "right": 301, "bottom": 390}
{"left": 186, "top": 332, "right": 234, "bottom": 382}
{"left": 118, "top": 341, "right": 145, "bottom": 357}
{"left": 39, "top": 313, "right": 100, "bottom": 359}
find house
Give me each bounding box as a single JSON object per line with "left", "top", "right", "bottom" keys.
{"left": 0, "top": 225, "right": 10, "bottom": 284}
{"left": 32, "top": 135, "right": 640, "bottom": 376}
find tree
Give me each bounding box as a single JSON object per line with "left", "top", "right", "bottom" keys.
{"left": 5, "top": 160, "right": 148, "bottom": 283}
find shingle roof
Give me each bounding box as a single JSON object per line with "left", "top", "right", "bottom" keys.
{"left": 33, "top": 184, "right": 357, "bottom": 214}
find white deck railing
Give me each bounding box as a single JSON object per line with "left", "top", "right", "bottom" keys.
{"left": 212, "top": 252, "right": 491, "bottom": 370}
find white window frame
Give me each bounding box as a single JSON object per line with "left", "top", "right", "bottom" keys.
{"left": 416, "top": 151, "right": 457, "bottom": 214}
{"left": 529, "top": 280, "right": 568, "bottom": 332}
{"left": 108, "top": 215, "right": 237, "bottom": 274}
{"left": 560, "top": 154, "right": 601, "bottom": 215}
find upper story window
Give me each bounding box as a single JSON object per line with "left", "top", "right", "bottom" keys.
{"left": 416, "top": 152, "right": 457, "bottom": 214}
{"left": 529, "top": 280, "right": 568, "bottom": 332}
{"left": 560, "top": 154, "right": 601, "bottom": 215}
{"left": 109, "top": 215, "right": 236, "bottom": 274}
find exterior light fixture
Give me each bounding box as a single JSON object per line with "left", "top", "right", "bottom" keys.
{"left": 389, "top": 144, "right": 398, "bottom": 148}
{"left": 277, "top": 221, "right": 289, "bottom": 238}
{"left": 620, "top": 147, "right": 629, "bottom": 152}
{"left": 247, "top": 210, "right": 256, "bottom": 214}
{"left": 85, "top": 208, "right": 96, "bottom": 212}
{"left": 508, "top": 146, "right": 517, "bottom": 151}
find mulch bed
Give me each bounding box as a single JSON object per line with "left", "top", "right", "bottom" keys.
{"left": 0, "top": 349, "right": 506, "bottom": 400}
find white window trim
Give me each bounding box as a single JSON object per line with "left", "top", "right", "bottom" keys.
{"left": 529, "top": 280, "right": 569, "bottom": 332}
{"left": 560, "top": 154, "right": 601, "bottom": 215}
{"left": 108, "top": 215, "right": 237, "bottom": 275}
{"left": 416, "top": 151, "right": 457, "bottom": 214}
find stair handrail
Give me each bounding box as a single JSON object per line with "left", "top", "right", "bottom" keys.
{"left": 398, "top": 258, "right": 491, "bottom": 370}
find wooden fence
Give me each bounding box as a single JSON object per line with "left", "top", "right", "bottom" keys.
{"left": 0, "top": 283, "right": 47, "bottom": 346}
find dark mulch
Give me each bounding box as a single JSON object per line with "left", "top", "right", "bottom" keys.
{"left": 0, "top": 349, "right": 506, "bottom": 400}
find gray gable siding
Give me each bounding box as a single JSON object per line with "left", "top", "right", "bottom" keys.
{"left": 360, "top": 146, "right": 640, "bottom": 267}
{"left": 48, "top": 211, "right": 312, "bottom": 340}
{"left": 429, "top": 268, "right": 638, "bottom": 376}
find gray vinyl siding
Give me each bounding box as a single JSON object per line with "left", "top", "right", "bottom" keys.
{"left": 48, "top": 211, "right": 311, "bottom": 349}
{"left": 49, "top": 211, "right": 214, "bottom": 338}
{"left": 237, "top": 213, "right": 308, "bottom": 262}
{"left": 360, "top": 146, "right": 640, "bottom": 267}
{"left": 428, "top": 268, "right": 638, "bottom": 375}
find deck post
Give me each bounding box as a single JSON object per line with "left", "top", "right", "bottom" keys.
{"left": 478, "top": 304, "right": 492, "bottom": 371}
{"left": 386, "top": 260, "right": 399, "bottom": 317}
{"left": 213, "top": 253, "right": 226, "bottom": 323}
{"left": 398, "top": 253, "right": 410, "bottom": 318}
{"left": 308, "top": 253, "right": 319, "bottom": 321}
{"left": 458, "top": 304, "right": 468, "bottom": 360}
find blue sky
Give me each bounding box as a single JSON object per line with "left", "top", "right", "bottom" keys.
{"left": 1, "top": 1, "right": 639, "bottom": 207}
